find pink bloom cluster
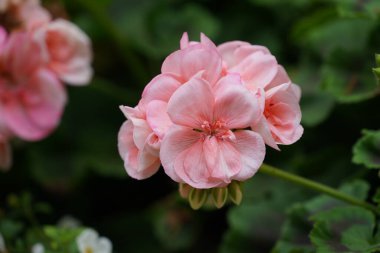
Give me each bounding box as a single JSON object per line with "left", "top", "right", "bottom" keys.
{"left": 0, "top": 0, "right": 92, "bottom": 171}
{"left": 118, "top": 33, "right": 303, "bottom": 189}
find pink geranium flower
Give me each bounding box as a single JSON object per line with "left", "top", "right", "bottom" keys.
{"left": 118, "top": 101, "right": 172, "bottom": 179}
{"left": 160, "top": 75, "right": 265, "bottom": 189}
{"left": 0, "top": 28, "right": 66, "bottom": 141}
{"left": 141, "top": 33, "right": 222, "bottom": 105}
{"left": 34, "top": 19, "right": 93, "bottom": 85}
{"left": 217, "top": 41, "right": 303, "bottom": 149}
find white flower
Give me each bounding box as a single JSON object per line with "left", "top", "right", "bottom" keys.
{"left": 31, "top": 243, "right": 44, "bottom": 253}
{"left": 76, "top": 228, "right": 112, "bottom": 253}
{"left": 0, "top": 233, "right": 6, "bottom": 253}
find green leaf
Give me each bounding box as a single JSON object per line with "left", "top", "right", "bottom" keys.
{"left": 294, "top": 16, "right": 375, "bottom": 59}
{"left": 332, "top": 0, "right": 380, "bottom": 19}
{"left": 221, "top": 175, "right": 311, "bottom": 253}
{"left": 272, "top": 180, "right": 369, "bottom": 253}
{"left": 219, "top": 229, "right": 256, "bottom": 253}
{"left": 310, "top": 206, "right": 379, "bottom": 253}
{"left": 353, "top": 129, "right": 380, "bottom": 169}
{"left": 321, "top": 50, "right": 379, "bottom": 103}
{"left": 111, "top": 1, "right": 220, "bottom": 59}
{"left": 300, "top": 90, "right": 335, "bottom": 127}
{"left": 152, "top": 206, "right": 199, "bottom": 251}
{"left": 290, "top": 59, "right": 335, "bottom": 127}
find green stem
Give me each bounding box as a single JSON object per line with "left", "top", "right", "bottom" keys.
{"left": 259, "top": 163, "right": 380, "bottom": 215}
{"left": 75, "top": 0, "right": 149, "bottom": 85}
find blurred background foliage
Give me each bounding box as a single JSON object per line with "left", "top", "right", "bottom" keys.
{"left": 1, "top": 0, "right": 380, "bottom": 252}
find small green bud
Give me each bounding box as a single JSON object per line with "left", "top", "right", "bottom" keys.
{"left": 228, "top": 181, "right": 243, "bottom": 205}
{"left": 373, "top": 67, "right": 380, "bottom": 79}
{"left": 375, "top": 54, "right": 380, "bottom": 66}
{"left": 211, "top": 187, "right": 228, "bottom": 209}
{"left": 188, "top": 188, "right": 208, "bottom": 210}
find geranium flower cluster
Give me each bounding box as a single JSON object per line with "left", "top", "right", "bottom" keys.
{"left": 0, "top": 0, "right": 92, "bottom": 171}
{"left": 118, "top": 33, "right": 302, "bottom": 207}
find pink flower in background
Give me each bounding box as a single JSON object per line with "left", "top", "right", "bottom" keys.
{"left": 217, "top": 41, "right": 303, "bottom": 149}
{"left": 34, "top": 19, "right": 93, "bottom": 85}
{"left": 160, "top": 75, "right": 265, "bottom": 188}
{"left": 118, "top": 101, "right": 171, "bottom": 179}
{"left": 0, "top": 29, "right": 67, "bottom": 141}
{"left": 0, "top": 0, "right": 93, "bottom": 171}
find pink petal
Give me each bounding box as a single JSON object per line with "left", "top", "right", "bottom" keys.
{"left": 118, "top": 120, "right": 134, "bottom": 158}
{"left": 119, "top": 105, "right": 150, "bottom": 150}
{"left": 270, "top": 123, "right": 304, "bottom": 145}
{"left": 290, "top": 83, "right": 302, "bottom": 102}
{"left": 251, "top": 117, "right": 279, "bottom": 150}
{"left": 161, "top": 44, "right": 223, "bottom": 85}
{"left": 200, "top": 33, "right": 217, "bottom": 49}
{"left": 36, "top": 19, "right": 93, "bottom": 86}
{"left": 174, "top": 139, "right": 223, "bottom": 189}
{"left": 208, "top": 138, "right": 241, "bottom": 183}
{"left": 266, "top": 83, "right": 290, "bottom": 99}
{"left": 217, "top": 41, "right": 251, "bottom": 67}
{"left": 160, "top": 125, "right": 201, "bottom": 182}
{"left": 141, "top": 73, "right": 181, "bottom": 104}
{"left": 3, "top": 69, "right": 66, "bottom": 141}
{"left": 231, "top": 51, "right": 277, "bottom": 90}
{"left": 231, "top": 130, "right": 265, "bottom": 181}
{"left": 167, "top": 78, "right": 213, "bottom": 129}
{"left": 233, "top": 45, "right": 270, "bottom": 63}
{"left": 146, "top": 100, "right": 172, "bottom": 139}
{"left": 25, "top": 68, "right": 67, "bottom": 129}
{"left": 214, "top": 74, "right": 260, "bottom": 129}
{"left": 118, "top": 121, "right": 160, "bottom": 179}
{"left": 180, "top": 32, "right": 189, "bottom": 49}
{"left": 265, "top": 65, "right": 291, "bottom": 91}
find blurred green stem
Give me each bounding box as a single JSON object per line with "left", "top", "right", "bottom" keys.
{"left": 260, "top": 163, "right": 380, "bottom": 215}
{"left": 76, "top": 0, "right": 149, "bottom": 85}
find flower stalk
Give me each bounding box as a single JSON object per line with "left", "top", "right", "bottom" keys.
{"left": 259, "top": 163, "right": 380, "bottom": 215}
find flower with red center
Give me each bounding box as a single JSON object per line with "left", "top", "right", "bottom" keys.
{"left": 160, "top": 75, "right": 265, "bottom": 189}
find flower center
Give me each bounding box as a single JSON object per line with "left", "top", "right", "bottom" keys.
{"left": 199, "top": 120, "right": 234, "bottom": 141}
{"left": 85, "top": 247, "right": 94, "bottom": 253}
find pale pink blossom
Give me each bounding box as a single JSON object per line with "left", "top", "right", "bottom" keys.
{"left": 217, "top": 41, "right": 303, "bottom": 149}
{"left": 118, "top": 101, "right": 172, "bottom": 180}
{"left": 0, "top": 28, "right": 67, "bottom": 141}
{"left": 160, "top": 75, "right": 265, "bottom": 189}
{"left": 34, "top": 19, "right": 93, "bottom": 85}
{"left": 162, "top": 33, "right": 222, "bottom": 86}
{"left": 141, "top": 33, "right": 223, "bottom": 106}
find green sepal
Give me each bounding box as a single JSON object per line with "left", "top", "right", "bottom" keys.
{"left": 188, "top": 188, "right": 208, "bottom": 210}
{"left": 211, "top": 187, "right": 228, "bottom": 209}
{"left": 228, "top": 181, "right": 243, "bottom": 205}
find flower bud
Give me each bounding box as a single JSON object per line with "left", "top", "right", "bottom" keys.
{"left": 228, "top": 181, "right": 243, "bottom": 205}
{"left": 188, "top": 188, "right": 208, "bottom": 210}
{"left": 211, "top": 187, "right": 228, "bottom": 209}
{"left": 179, "top": 183, "right": 191, "bottom": 199}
